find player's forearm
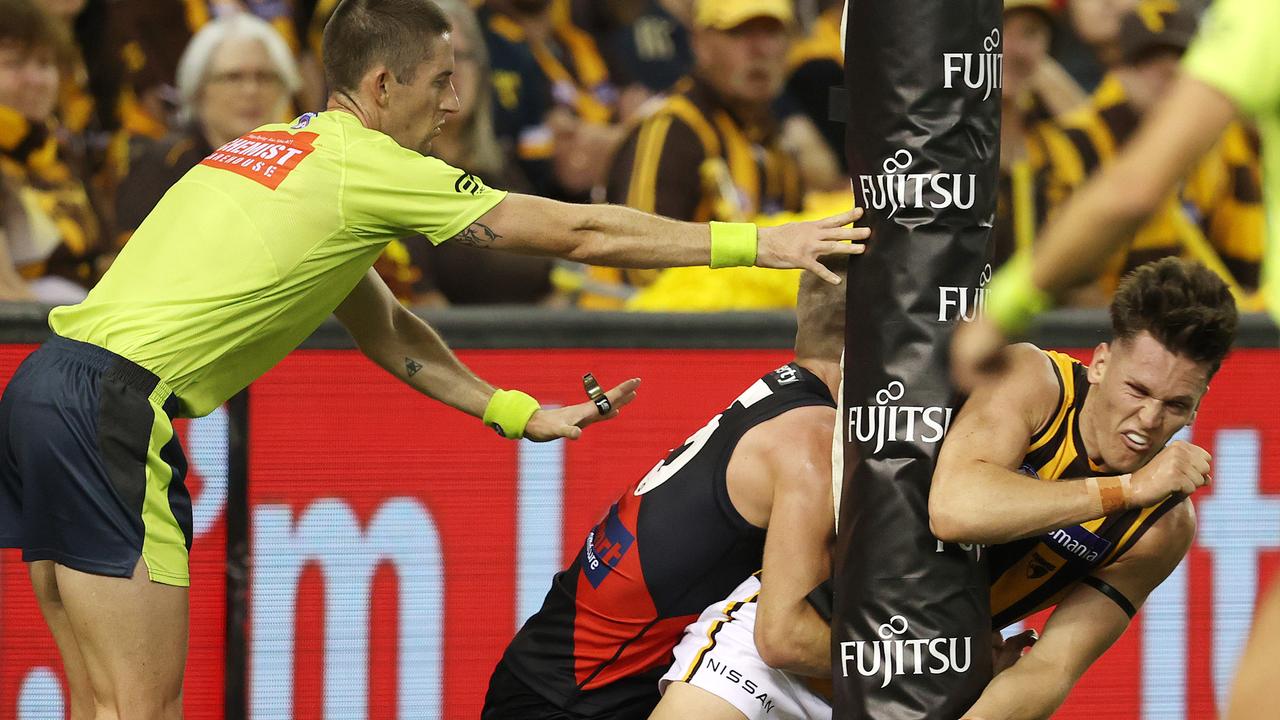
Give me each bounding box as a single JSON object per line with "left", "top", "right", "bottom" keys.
{"left": 565, "top": 203, "right": 715, "bottom": 269}
{"left": 756, "top": 605, "right": 830, "bottom": 677}
{"left": 1030, "top": 74, "right": 1236, "bottom": 299}
{"left": 1028, "top": 165, "right": 1153, "bottom": 297}
{"left": 1228, "top": 583, "right": 1280, "bottom": 719}
{"left": 930, "top": 463, "right": 1106, "bottom": 544}
{"left": 964, "top": 654, "right": 1072, "bottom": 720}
{"left": 359, "top": 310, "right": 494, "bottom": 420}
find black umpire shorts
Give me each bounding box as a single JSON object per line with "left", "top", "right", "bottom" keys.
{"left": 0, "top": 335, "right": 192, "bottom": 586}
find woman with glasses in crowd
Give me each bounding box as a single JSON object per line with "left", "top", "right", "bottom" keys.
{"left": 113, "top": 11, "right": 301, "bottom": 244}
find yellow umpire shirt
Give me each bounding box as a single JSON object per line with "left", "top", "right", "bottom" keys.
{"left": 49, "top": 111, "right": 507, "bottom": 418}
{"left": 1182, "top": 0, "right": 1280, "bottom": 320}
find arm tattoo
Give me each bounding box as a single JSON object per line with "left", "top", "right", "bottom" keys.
{"left": 405, "top": 357, "right": 424, "bottom": 377}
{"left": 451, "top": 222, "right": 501, "bottom": 248}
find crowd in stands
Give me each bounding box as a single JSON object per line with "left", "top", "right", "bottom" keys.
{"left": 0, "top": 0, "right": 1265, "bottom": 312}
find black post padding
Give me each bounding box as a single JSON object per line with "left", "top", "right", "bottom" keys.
{"left": 834, "top": 1, "right": 1002, "bottom": 718}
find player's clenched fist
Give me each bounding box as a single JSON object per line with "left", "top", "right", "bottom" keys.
{"left": 1127, "top": 440, "right": 1212, "bottom": 507}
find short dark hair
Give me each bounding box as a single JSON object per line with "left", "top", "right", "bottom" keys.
{"left": 1110, "top": 257, "right": 1238, "bottom": 375}
{"left": 0, "top": 0, "right": 67, "bottom": 59}
{"left": 322, "top": 0, "right": 452, "bottom": 94}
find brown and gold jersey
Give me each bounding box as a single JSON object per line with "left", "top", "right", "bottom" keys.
{"left": 606, "top": 77, "right": 803, "bottom": 224}
{"left": 1035, "top": 74, "right": 1265, "bottom": 299}
{"left": 987, "top": 351, "right": 1184, "bottom": 629}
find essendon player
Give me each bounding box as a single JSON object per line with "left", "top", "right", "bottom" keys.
{"left": 481, "top": 268, "right": 846, "bottom": 719}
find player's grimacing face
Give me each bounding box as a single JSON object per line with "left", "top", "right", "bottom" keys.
{"left": 384, "top": 33, "right": 461, "bottom": 154}
{"left": 1085, "top": 331, "right": 1210, "bottom": 473}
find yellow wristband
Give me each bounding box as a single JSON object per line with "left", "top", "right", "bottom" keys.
{"left": 709, "top": 222, "right": 758, "bottom": 268}
{"left": 482, "top": 389, "right": 541, "bottom": 440}
{"left": 984, "top": 255, "right": 1053, "bottom": 336}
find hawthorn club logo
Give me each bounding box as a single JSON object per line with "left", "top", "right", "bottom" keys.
{"left": 1027, "top": 552, "right": 1055, "bottom": 579}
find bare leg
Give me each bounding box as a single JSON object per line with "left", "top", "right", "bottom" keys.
{"left": 29, "top": 560, "right": 96, "bottom": 720}
{"left": 1228, "top": 580, "right": 1280, "bottom": 720}
{"left": 55, "top": 558, "right": 188, "bottom": 720}
{"left": 649, "top": 682, "right": 750, "bottom": 720}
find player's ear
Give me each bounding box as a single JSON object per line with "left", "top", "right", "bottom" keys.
{"left": 364, "top": 66, "right": 392, "bottom": 106}
{"left": 1087, "top": 342, "right": 1109, "bottom": 384}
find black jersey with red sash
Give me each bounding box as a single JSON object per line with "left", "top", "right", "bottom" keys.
{"left": 496, "top": 363, "right": 835, "bottom": 715}
{"left": 987, "top": 351, "right": 1185, "bottom": 629}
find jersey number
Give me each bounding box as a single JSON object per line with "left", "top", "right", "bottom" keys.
{"left": 633, "top": 379, "right": 774, "bottom": 495}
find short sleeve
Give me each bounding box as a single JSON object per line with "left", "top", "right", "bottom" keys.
{"left": 342, "top": 135, "right": 507, "bottom": 245}
{"left": 1182, "top": 0, "right": 1280, "bottom": 118}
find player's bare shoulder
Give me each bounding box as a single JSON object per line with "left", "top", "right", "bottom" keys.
{"left": 936, "top": 342, "right": 1064, "bottom": 473}
{"left": 728, "top": 401, "right": 837, "bottom": 528}
{"left": 984, "top": 342, "right": 1065, "bottom": 435}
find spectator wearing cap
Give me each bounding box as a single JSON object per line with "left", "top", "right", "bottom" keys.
{"left": 1038, "top": 2, "right": 1264, "bottom": 304}
{"left": 0, "top": 0, "right": 103, "bottom": 303}
{"left": 587, "top": 0, "right": 804, "bottom": 309}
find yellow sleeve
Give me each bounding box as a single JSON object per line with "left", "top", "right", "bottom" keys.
{"left": 341, "top": 135, "right": 508, "bottom": 245}
{"left": 1182, "top": 0, "right": 1280, "bottom": 118}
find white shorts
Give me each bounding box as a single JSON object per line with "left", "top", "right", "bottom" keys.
{"left": 660, "top": 575, "right": 832, "bottom": 720}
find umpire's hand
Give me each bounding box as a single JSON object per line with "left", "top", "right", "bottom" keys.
{"left": 524, "top": 378, "right": 642, "bottom": 441}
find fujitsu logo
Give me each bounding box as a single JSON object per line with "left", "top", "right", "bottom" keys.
{"left": 943, "top": 28, "right": 1003, "bottom": 101}
{"left": 938, "top": 264, "right": 992, "bottom": 323}
{"left": 839, "top": 615, "right": 974, "bottom": 688}
{"left": 847, "top": 381, "right": 953, "bottom": 454}
{"left": 857, "top": 150, "right": 977, "bottom": 219}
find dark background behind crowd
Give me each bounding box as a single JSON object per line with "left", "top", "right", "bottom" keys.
{"left": 0, "top": 0, "right": 1263, "bottom": 313}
